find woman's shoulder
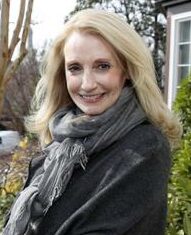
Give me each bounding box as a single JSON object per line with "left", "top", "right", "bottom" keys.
{"left": 121, "top": 121, "right": 170, "bottom": 155}
{"left": 114, "top": 121, "right": 171, "bottom": 172}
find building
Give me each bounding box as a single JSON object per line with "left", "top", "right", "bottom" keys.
{"left": 156, "top": 0, "right": 191, "bottom": 108}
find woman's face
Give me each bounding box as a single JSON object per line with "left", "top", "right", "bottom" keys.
{"left": 64, "top": 31, "right": 126, "bottom": 116}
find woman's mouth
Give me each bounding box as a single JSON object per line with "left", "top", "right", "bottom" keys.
{"left": 79, "top": 93, "right": 105, "bottom": 103}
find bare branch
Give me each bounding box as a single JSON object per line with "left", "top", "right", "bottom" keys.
{"left": 0, "top": 0, "right": 10, "bottom": 78}
{"left": 4, "top": 0, "right": 34, "bottom": 86}
{"left": 0, "top": 0, "right": 34, "bottom": 116}
{"left": 8, "top": 0, "right": 26, "bottom": 60}
{"left": 20, "top": 0, "right": 34, "bottom": 54}
{"left": 3, "top": 49, "right": 28, "bottom": 86}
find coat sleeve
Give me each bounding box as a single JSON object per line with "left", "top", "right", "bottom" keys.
{"left": 62, "top": 146, "right": 171, "bottom": 235}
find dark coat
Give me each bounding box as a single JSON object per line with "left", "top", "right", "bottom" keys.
{"left": 25, "top": 121, "right": 171, "bottom": 235}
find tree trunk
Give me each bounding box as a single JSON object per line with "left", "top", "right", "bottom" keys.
{"left": 0, "top": 0, "right": 34, "bottom": 118}
{"left": 0, "top": 82, "right": 5, "bottom": 115}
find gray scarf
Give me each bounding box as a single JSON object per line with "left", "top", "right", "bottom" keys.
{"left": 3, "top": 86, "right": 146, "bottom": 235}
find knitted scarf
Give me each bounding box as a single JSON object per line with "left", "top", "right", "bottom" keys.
{"left": 3, "top": 86, "right": 146, "bottom": 235}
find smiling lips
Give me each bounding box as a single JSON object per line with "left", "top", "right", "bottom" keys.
{"left": 79, "top": 93, "right": 105, "bottom": 103}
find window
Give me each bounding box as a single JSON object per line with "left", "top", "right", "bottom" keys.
{"left": 177, "top": 20, "right": 191, "bottom": 85}
{"left": 168, "top": 12, "right": 191, "bottom": 108}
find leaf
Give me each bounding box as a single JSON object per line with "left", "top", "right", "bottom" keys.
{"left": 183, "top": 211, "right": 191, "bottom": 235}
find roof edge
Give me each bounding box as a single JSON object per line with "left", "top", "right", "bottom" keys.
{"left": 155, "top": 0, "right": 190, "bottom": 8}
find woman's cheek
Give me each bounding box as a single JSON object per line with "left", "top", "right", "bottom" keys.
{"left": 66, "top": 76, "right": 81, "bottom": 93}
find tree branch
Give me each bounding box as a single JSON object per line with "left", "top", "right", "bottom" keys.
{"left": 20, "top": 0, "right": 34, "bottom": 54}
{"left": 3, "top": 50, "right": 28, "bottom": 86}
{"left": 8, "top": 0, "right": 26, "bottom": 60}
{"left": 4, "top": 0, "right": 34, "bottom": 87}
{"left": 0, "top": 0, "right": 10, "bottom": 79}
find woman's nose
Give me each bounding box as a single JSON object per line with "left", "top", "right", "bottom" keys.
{"left": 81, "top": 70, "right": 97, "bottom": 91}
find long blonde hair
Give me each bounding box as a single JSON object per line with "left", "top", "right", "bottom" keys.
{"left": 25, "top": 9, "right": 182, "bottom": 148}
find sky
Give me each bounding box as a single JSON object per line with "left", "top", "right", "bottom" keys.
{"left": 10, "top": 0, "right": 77, "bottom": 49}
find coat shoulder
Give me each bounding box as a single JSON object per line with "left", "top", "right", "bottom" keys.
{"left": 120, "top": 122, "right": 170, "bottom": 155}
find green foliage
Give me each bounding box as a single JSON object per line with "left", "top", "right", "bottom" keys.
{"left": 167, "top": 132, "right": 191, "bottom": 234}
{"left": 173, "top": 75, "right": 191, "bottom": 134}
{"left": 167, "top": 75, "right": 191, "bottom": 235}
{"left": 0, "top": 195, "right": 15, "bottom": 230}
{"left": 184, "top": 207, "right": 191, "bottom": 235}
{"left": 0, "top": 169, "right": 24, "bottom": 232}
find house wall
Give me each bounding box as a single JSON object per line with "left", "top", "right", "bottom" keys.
{"left": 167, "top": 2, "right": 191, "bottom": 15}
{"left": 157, "top": 0, "right": 191, "bottom": 8}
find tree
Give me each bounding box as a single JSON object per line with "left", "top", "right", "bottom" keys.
{"left": 0, "top": 0, "right": 34, "bottom": 116}
{"left": 66, "top": 0, "right": 166, "bottom": 89}
{"left": 1, "top": 50, "right": 40, "bottom": 133}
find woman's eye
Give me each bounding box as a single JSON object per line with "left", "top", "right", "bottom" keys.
{"left": 67, "top": 65, "right": 82, "bottom": 74}
{"left": 97, "top": 63, "right": 111, "bottom": 71}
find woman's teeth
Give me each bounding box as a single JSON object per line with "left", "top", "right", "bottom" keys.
{"left": 80, "top": 94, "right": 104, "bottom": 101}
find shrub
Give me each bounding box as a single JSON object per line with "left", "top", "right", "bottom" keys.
{"left": 0, "top": 194, "right": 15, "bottom": 230}
{"left": 0, "top": 136, "right": 40, "bottom": 231}
{"left": 173, "top": 75, "right": 191, "bottom": 134}
{"left": 167, "top": 132, "right": 191, "bottom": 235}
{"left": 167, "top": 75, "right": 191, "bottom": 235}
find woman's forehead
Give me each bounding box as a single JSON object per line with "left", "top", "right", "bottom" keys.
{"left": 63, "top": 31, "right": 120, "bottom": 63}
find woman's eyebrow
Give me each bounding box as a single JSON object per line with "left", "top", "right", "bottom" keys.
{"left": 65, "top": 60, "right": 81, "bottom": 66}
{"left": 93, "top": 58, "right": 112, "bottom": 63}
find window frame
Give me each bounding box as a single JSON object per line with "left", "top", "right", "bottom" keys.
{"left": 168, "top": 11, "right": 191, "bottom": 108}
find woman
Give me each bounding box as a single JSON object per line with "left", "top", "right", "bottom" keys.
{"left": 3, "top": 9, "right": 182, "bottom": 235}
